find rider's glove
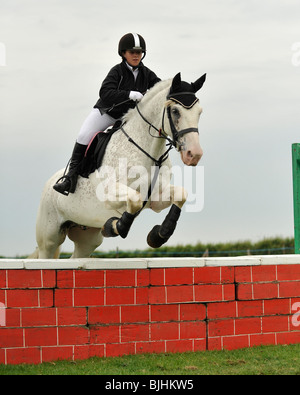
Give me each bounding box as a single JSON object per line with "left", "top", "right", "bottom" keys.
{"left": 129, "top": 91, "right": 144, "bottom": 102}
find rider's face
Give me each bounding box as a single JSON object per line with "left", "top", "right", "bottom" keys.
{"left": 123, "top": 50, "right": 143, "bottom": 67}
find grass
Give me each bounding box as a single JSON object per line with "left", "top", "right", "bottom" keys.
{"left": 1, "top": 344, "right": 300, "bottom": 375}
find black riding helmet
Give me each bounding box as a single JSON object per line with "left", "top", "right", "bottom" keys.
{"left": 118, "top": 33, "right": 146, "bottom": 59}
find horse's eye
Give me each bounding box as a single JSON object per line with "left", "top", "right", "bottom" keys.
{"left": 172, "top": 108, "right": 180, "bottom": 117}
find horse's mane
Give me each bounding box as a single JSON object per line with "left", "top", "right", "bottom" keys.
{"left": 123, "top": 79, "right": 171, "bottom": 123}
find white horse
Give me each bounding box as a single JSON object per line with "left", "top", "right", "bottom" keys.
{"left": 29, "top": 72, "right": 206, "bottom": 259}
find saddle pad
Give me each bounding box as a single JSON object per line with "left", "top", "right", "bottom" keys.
{"left": 79, "top": 128, "right": 117, "bottom": 178}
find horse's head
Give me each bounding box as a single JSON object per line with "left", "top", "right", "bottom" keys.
{"left": 166, "top": 73, "right": 206, "bottom": 166}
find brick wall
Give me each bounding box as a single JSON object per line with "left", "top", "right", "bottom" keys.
{"left": 1, "top": 256, "right": 300, "bottom": 365}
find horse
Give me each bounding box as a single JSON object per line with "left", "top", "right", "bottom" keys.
{"left": 29, "top": 72, "right": 206, "bottom": 259}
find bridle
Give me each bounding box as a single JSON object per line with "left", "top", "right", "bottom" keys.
{"left": 118, "top": 90, "right": 200, "bottom": 214}
{"left": 120, "top": 90, "right": 200, "bottom": 167}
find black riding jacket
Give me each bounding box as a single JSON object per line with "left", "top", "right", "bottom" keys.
{"left": 94, "top": 60, "right": 161, "bottom": 119}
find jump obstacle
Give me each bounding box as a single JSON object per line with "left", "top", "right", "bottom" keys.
{"left": 1, "top": 255, "right": 300, "bottom": 365}
{"left": 1, "top": 145, "right": 300, "bottom": 365}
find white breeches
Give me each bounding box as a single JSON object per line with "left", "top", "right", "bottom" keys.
{"left": 77, "top": 109, "right": 117, "bottom": 145}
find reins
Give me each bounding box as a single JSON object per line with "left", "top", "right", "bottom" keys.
{"left": 118, "top": 91, "right": 199, "bottom": 215}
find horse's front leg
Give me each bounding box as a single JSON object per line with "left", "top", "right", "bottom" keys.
{"left": 147, "top": 185, "right": 187, "bottom": 248}
{"left": 101, "top": 183, "right": 143, "bottom": 239}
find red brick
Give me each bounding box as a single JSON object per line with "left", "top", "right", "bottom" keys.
{"left": 264, "top": 299, "right": 290, "bottom": 316}
{"left": 42, "top": 346, "right": 73, "bottom": 363}
{"left": 0, "top": 328, "right": 23, "bottom": 348}
{"left": 250, "top": 333, "right": 276, "bottom": 347}
{"left": 0, "top": 271, "right": 6, "bottom": 288}
{"left": 22, "top": 308, "right": 57, "bottom": 327}
{"left": 58, "top": 326, "right": 89, "bottom": 346}
{"left": 5, "top": 309, "right": 21, "bottom": 327}
{"left": 57, "top": 271, "right": 74, "bottom": 288}
{"left": 252, "top": 266, "right": 277, "bottom": 282}
{"left": 121, "top": 323, "right": 150, "bottom": 342}
{"left": 167, "top": 285, "right": 194, "bottom": 304}
{"left": 194, "top": 267, "right": 220, "bottom": 284}
{"left": 90, "top": 325, "right": 120, "bottom": 344}
{"left": 25, "top": 327, "right": 58, "bottom": 347}
{"left": 136, "top": 288, "right": 148, "bottom": 305}
{"left": 180, "top": 304, "right": 206, "bottom": 321}
{"left": 88, "top": 306, "right": 120, "bottom": 325}
{"left": 277, "top": 265, "right": 300, "bottom": 281}
{"left": 55, "top": 289, "right": 73, "bottom": 307}
{"left": 166, "top": 339, "right": 194, "bottom": 353}
{"left": 151, "top": 322, "right": 179, "bottom": 341}
{"left": 135, "top": 341, "right": 165, "bottom": 355}
{"left": 6, "top": 347, "right": 41, "bottom": 365}
{"left": 74, "top": 288, "right": 104, "bottom": 307}
{"left": 106, "top": 270, "right": 136, "bottom": 287}
{"left": 57, "top": 307, "right": 87, "bottom": 326}
{"left": 0, "top": 349, "right": 5, "bottom": 364}
{"left": 180, "top": 321, "right": 206, "bottom": 339}
{"left": 74, "top": 344, "right": 105, "bottom": 359}
{"left": 208, "top": 319, "right": 234, "bottom": 337}
{"left": 151, "top": 304, "right": 178, "bottom": 322}
{"left": 279, "top": 281, "right": 300, "bottom": 298}
{"left": 277, "top": 331, "right": 300, "bottom": 345}
{"left": 106, "top": 287, "right": 135, "bottom": 305}
{"left": 106, "top": 342, "right": 135, "bottom": 357}
{"left": 262, "top": 316, "right": 289, "bottom": 333}
{"left": 165, "top": 268, "right": 194, "bottom": 285}
{"left": 235, "top": 266, "right": 252, "bottom": 283}
{"left": 207, "top": 302, "right": 237, "bottom": 319}
{"left": 237, "top": 300, "right": 263, "bottom": 317}
{"left": 136, "top": 270, "right": 149, "bottom": 286}
{"left": 235, "top": 317, "right": 261, "bottom": 335}
{"left": 121, "top": 305, "right": 149, "bottom": 323}
{"left": 149, "top": 286, "right": 166, "bottom": 304}
{"left": 222, "top": 335, "right": 249, "bottom": 350}
{"left": 75, "top": 271, "right": 104, "bottom": 288}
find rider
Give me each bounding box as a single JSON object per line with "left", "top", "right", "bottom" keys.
{"left": 53, "top": 33, "right": 161, "bottom": 196}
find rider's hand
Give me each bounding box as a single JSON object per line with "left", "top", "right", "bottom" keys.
{"left": 129, "top": 91, "right": 144, "bottom": 102}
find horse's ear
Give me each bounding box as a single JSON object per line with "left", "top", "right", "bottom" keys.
{"left": 191, "top": 73, "right": 206, "bottom": 92}
{"left": 171, "top": 73, "right": 182, "bottom": 92}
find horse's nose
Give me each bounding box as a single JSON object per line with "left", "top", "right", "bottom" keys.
{"left": 185, "top": 147, "right": 203, "bottom": 166}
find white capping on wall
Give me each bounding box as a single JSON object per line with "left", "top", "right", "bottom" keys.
{"left": 0, "top": 255, "right": 300, "bottom": 269}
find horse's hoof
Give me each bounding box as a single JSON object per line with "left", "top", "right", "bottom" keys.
{"left": 101, "top": 217, "right": 119, "bottom": 238}
{"left": 147, "top": 225, "right": 166, "bottom": 248}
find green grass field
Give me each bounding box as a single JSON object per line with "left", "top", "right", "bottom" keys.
{"left": 1, "top": 344, "right": 300, "bottom": 375}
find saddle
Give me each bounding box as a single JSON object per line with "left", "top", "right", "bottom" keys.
{"left": 79, "top": 121, "right": 122, "bottom": 178}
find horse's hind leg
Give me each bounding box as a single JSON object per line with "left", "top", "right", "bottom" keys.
{"left": 67, "top": 226, "right": 103, "bottom": 258}
{"left": 36, "top": 210, "right": 66, "bottom": 259}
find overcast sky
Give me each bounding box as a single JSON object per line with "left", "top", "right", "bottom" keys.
{"left": 1, "top": 0, "right": 300, "bottom": 257}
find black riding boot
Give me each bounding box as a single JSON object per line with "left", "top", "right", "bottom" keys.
{"left": 53, "top": 142, "right": 87, "bottom": 196}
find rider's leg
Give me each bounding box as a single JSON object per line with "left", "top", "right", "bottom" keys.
{"left": 53, "top": 109, "right": 116, "bottom": 196}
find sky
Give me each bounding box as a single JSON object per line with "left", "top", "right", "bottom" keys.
{"left": 1, "top": 0, "right": 300, "bottom": 257}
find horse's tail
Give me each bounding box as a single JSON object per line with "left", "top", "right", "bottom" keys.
{"left": 27, "top": 247, "right": 61, "bottom": 259}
